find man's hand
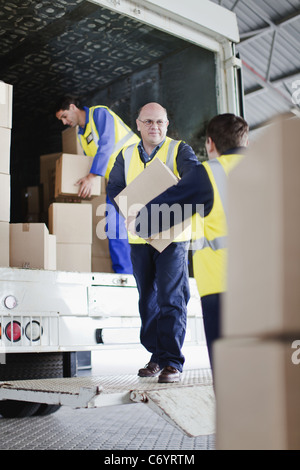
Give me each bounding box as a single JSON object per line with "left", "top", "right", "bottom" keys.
{"left": 77, "top": 173, "right": 97, "bottom": 198}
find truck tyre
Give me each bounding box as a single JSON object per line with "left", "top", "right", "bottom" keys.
{"left": 0, "top": 352, "right": 76, "bottom": 418}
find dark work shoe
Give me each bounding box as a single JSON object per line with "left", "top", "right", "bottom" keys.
{"left": 138, "top": 362, "right": 161, "bottom": 377}
{"left": 158, "top": 366, "right": 181, "bottom": 383}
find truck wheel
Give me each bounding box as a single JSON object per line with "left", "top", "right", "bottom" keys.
{"left": 0, "top": 400, "right": 41, "bottom": 418}
{"left": 0, "top": 352, "right": 77, "bottom": 418}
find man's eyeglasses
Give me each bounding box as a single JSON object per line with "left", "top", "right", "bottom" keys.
{"left": 138, "top": 119, "right": 167, "bottom": 127}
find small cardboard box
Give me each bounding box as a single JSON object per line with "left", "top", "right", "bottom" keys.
{"left": 223, "top": 117, "right": 300, "bottom": 337}
{"left": 0, "top": 127, "right": 11, "bottom": 174}
{"left": 9, "top": 223, "right": 56, "bottom": 270}
{"left": 62, "top": 126, "right": 84, "bottom": 155}
{"left": 0, "top": 221, "right": 9, "bottom": 267}
{"left": 55, "top": 153, "right": 101, "bottom": 198}
{"left": 48, "top": 202, "right": 92, "bottom": 244}
{"left": 56, "top": 243, "right": 91, "bottom": 272}
{"left": 214, "top": 338, "right": 300, "bottom": 450}
{"left": 0, "top": 173, "right": 10, "bottom": 222}
{"left": 0, "top": 81, "right": 13, "bottom": 129}
{"left": 114, "top": 158, "right": 191, "bottom": 252}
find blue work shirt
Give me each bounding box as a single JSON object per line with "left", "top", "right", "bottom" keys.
{"left": 78, "top": 106, "right": 116, "bottom": 176}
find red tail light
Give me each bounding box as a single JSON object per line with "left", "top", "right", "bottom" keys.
{"left": 5, "top": 321, "right": 22, "bottom": 342}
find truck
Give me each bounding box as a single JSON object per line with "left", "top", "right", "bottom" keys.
{"left": 0, "top": 0, "right": 242, "bottom": 437}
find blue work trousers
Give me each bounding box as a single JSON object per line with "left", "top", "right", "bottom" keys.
{"left": 130, "top": 242, "right": 190, "bottom": 372}
{"left": 105, "top": 195, "right": 133, "bottom": 274}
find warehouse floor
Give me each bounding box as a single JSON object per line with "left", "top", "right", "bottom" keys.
{"left": 0, "top": 344, "right": 215, "bottom": 451}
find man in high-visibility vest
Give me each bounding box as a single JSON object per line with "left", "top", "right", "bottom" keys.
{"left": 107, "top": 102, "right": 199, "bottom": 383}
{"left": 55, "top": 96, "right": 139, "bottom": 274}
{"left": 128, "top": 113, "right": 249, "bottom": 370}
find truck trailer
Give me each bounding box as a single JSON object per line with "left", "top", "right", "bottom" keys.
{"left": 0, "top": 0, "right": 243, "bottom": 436}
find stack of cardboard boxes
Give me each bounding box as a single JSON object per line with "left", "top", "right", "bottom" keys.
{"left": 0, "top": 81, "right": 12, "bottom": 267}
{"left": 214, "top": 118, "right": 300, "bottom": 450}
{"left": 39, "top": 126, "right": 112, "bottom": 273}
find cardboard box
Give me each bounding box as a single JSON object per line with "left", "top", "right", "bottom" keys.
{"left": 62, "top": 126, "right": 84, "bottom": 155}
{"left": 114, "top": 158, "right": 191, "bottom": 252}
{"left": 9, "top": 223, "right": 56, "bottom": 270}
{"left": 0, "top": 81, "right": 13, "bottom": 129}
{"left": 56, "top": 243, "right": 91, "bottom": 272}
{"left": 0, "top": 221, "right": 9, "bottom": 267}
{"left": 92, "top": 255, "right": 113, "bottom": 273}
{"left": 214, "top": 338, "right": 300, "bottom": 450}
{"left": 223, "top": 117, "right": 300, "bottom": 337}
{"left": 0, "top": 173, "right": 10, "bottom": 222}
{"left": 0, "top": 127, "right": 11, "bottom": 174}
{"left": 49, "top": 202, "right": 92, "bottom": 244}
{"left": 83, "top": 194, "right": 110, "bottom": 257}
{"left": 55, "top": 153, "right": 101, "bottom": 198}
{"left": 40, "top": 153, "right": 61, "bottom": 212}
{"left": 22, "top": 185, "right": 42, "bottom": 220}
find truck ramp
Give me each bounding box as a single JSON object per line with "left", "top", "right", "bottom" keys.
{"left": 0, "top": 369, "right": 214, "bottom": 438}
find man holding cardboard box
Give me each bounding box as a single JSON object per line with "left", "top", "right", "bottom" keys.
{"left": 130, "top": 113, "right": 249, "bottom": 370}
{"left": 107, "top": 102, "right": 199, "bottom": 383}
{"left": 55, "top": 96, "right": 139, "bottom": 274}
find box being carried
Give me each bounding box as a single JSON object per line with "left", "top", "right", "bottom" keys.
{"left": 114, "top": 158, "right": 191, "bottom": 252}
{"left": 55, "top": 153, "right": 101, "bottom": 198}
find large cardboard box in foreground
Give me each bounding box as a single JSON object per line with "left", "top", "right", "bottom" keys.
{"left": 0, "top": 81, "right": 13, "bottom": 129}
{"left": 114, "top": 158, "right": 191, "bottom": 252}
{"left": 55, "top": 153, "right": 101, "bottom": 198}
{"left": 214, "top": 338, "right": 300, "bottom": 450}
{"left": 10, "top": 223, "right": 56, "bottom": 270}
{"left": 223, "top": 117, "right": 300, "bottom": 337}
{"left": 49, "top": 202, "right": 92, "bottom": 244}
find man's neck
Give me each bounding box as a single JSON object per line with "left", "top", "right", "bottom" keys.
{"left": 78, "top": 108, "right": 87, "bottom": 128}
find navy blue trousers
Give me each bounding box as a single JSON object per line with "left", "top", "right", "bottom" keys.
{"left": 201, "top": 293, "right": 221, "bottom": 371}
{"left": 130, "top": 242, "right": 190, "bottom": 372}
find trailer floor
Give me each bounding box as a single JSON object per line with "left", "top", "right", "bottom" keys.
{"left": 0, "top": 345, "right": 215, "bottom": 451}
{"left": 0, "top": 401, "right": 215, "bottom": 451}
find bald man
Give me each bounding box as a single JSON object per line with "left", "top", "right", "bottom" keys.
{"left": 107, "top": 103, "right": 199, "bottom": 383}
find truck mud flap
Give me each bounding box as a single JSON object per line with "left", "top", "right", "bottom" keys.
{"left": 0, "top": 369, "right": 215, "bottom": 437}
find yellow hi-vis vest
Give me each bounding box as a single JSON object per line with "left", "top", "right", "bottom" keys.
{"left": 192, "top": 153, "right": 244, "bottom": 297}
{"left": 122, "top": 136, "right": 192, "bottom": 245}
{"left": 78, "top": 106, "right": 139, "bottom": 179}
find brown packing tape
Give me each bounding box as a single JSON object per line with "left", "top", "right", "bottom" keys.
{"left": 22, "top": 223, "right": 30, "bottom": 232}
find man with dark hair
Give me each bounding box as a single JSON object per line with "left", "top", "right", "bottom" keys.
{"left": 55, "top": 95, "right": 139, "bottom": 274}
{"left": 127, "top": 113, "right": 249, "bottom": 370}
